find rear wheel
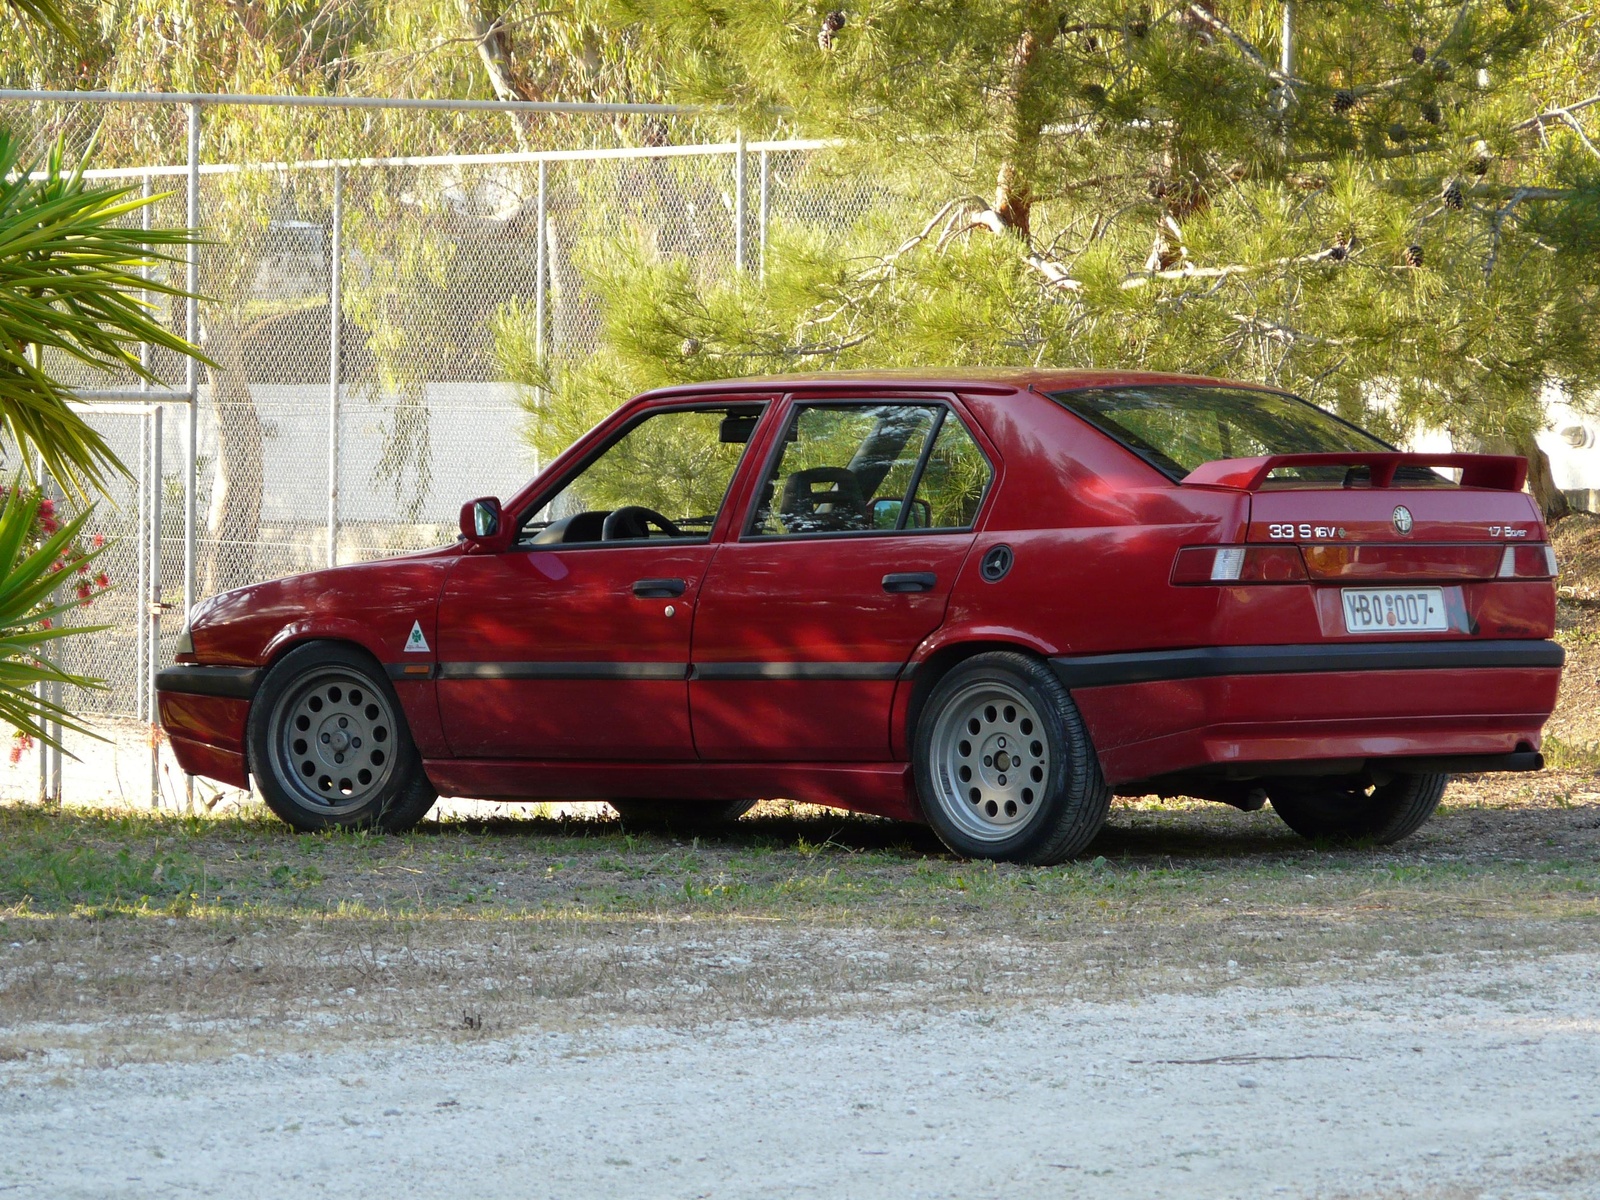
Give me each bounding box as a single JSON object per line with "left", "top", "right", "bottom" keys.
{"left": 248, "top": 642, "right": 437, "bottom": 833}
{"left": 913, "top": 651, "right": 1110, "bottom": 864}
{"left": 1268, "top": 772, "right": 1448, "bottom": 844}
{"left": 608, "top": 799, "right": 756, "bottom": 831}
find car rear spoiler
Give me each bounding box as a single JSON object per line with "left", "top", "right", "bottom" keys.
{"left": 1180, "top": 453, "right": 1528, "bottom": 492}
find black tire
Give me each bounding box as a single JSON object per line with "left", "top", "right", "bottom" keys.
{"left": 1268, "top": 772, "right": 1448, "bottom": 844}
{"left": 913, "top": 651, "right": 1111, "bottom": 865}
{"left": 607, "top": 798, "right": 756, "bottom": 832}
{"left": 247, "top": 642, "right": 437, "bottom": 833}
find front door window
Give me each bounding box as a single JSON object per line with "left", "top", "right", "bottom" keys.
{"left": 522, "top": 405, "right": 762, "bottom": 545}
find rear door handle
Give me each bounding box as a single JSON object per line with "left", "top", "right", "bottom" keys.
{"left": 633, "top": 577, "right": 687, "bottom": 599}
{"left": 882, "top": 572, "right": 937, "bottom": 594}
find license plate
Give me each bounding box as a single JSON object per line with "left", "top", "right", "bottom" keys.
{"left": 1341, "top": 587, "right": 1447, "bottom": 634}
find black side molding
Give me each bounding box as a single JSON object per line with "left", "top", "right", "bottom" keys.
{"left": 155, "top": 664, "right": 260, "bottom": 700}
{"left": 1051, "top": 639, "right": 1565, "bottom": 690}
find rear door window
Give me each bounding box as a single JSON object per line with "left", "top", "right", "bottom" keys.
{"left": 748, "top": 402, "right": 992, "bottom": 537}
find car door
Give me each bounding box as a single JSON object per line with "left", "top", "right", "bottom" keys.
{"left": 690, "top": 395, "right": 997, "bottom": 761}
{"left": 435, "top": 399, "right": 770, "bottom": 759}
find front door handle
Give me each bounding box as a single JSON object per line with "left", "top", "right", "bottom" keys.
{"left": 882, "top": 572, "right": 937, "bottom": 594}
{"left": 633, "top": 577, "right": 686, "bottom": 599}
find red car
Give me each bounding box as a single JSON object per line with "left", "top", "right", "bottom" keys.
{"left": 157, "top": 371, "right": 1563, "bottom": 863}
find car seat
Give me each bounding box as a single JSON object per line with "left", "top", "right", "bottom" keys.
{"left": 778, "top": 467, "right": 869, "bottom": 533}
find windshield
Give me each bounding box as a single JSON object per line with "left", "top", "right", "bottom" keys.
{"left": 1049, "top": 385, "right": 1407, "bottom": 485}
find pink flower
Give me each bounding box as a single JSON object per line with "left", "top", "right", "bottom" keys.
{"left": 91, "top": 533, "right": 104, "bottom": 548}
{"left": 95, "top": 572, "right": 109, "bottom": 588}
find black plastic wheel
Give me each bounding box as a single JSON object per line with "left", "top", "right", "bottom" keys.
{"left": 608, "top": 799, "right": 756, "bottom": 831}
{"left": 1268, "top": 772, "right": 1448, "bottom": 844}
{"left": 247, "top": 642, "right": 437, "bottom": 833}
{"left": 913, "top": 651, "right": 1110, "bottom": 864}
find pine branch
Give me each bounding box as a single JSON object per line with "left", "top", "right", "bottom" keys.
{"left": 1512, "top": 95, "right": 1600, "bottom": 133}
{"left": 1185, "top": 3, "right": 1412, "bottom": 100}
{"left": 1120, "top": 243, "right": 1351, "bottom": 290}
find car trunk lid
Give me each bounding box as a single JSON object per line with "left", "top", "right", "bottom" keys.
{"left": 1183, "top": 452, "right": 1547, "bottom": 582}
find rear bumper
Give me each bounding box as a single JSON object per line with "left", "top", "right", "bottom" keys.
{"left": 1056, "top": 641, "right": 1563, "bottom": 786}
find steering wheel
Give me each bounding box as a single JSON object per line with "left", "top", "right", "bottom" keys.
{"left": 601, "top": 505, "right": 684, "bottom": 541}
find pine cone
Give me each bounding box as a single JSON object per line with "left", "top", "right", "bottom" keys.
{"left": 1404, "top": 244, "right": 1424, "bottom": 268}
{"left": 1421, "top": 102, "right": 1441, "bottom": 126}
{"left": 1387, "top": 123, "right": 1409, "bottom": 144}
{"left": 1084, "top": 34, "right": 1099, "bottom": 51}
{"left": 1332, "top": 90, "right": 1356, "bottom": 113}
{"left": 1083, "top": 83, "right": 1107, "bottom": 105}
{"left": 1442, "top": 180, "right": 1464, "bottom": 210}
{"left": 680, "top": 337, "right": 701, "bottom": 358}
{"left": 1130, "top": 17, "right": 1149, "bottom": 37}
{"left": 1468, "top": 142, "right": 1491, "bottom": 175}
{"left": 817, "top": 10, "right": 845, "bottom": 51}
{"left": 1411, "top": 46, "right": 1427, "bottom": 65}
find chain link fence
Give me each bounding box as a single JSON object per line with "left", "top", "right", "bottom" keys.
{"left": 0, "top": 92, "right": 883, "bottom": 805}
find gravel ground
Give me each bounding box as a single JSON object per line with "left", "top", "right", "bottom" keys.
{"left": 3, "top": 953, "right": 1598, "bottom": 1200}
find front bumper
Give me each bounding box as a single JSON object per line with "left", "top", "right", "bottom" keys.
{"left": 1056, "top": 640, "right": 1564, "bottom": 786}
{"left": 156, "top": 664, "right": 259, "bottom": 788}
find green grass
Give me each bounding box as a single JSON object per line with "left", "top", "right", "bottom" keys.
{"left": 2, "top": 799, "right": 1597, "bottom": 929}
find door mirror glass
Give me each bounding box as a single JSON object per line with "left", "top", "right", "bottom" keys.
{"left": 460, "top": 496, "right": 502, "bottom": 541}
{"left": 871, "top": 497, "right": 931, "bottom": 529}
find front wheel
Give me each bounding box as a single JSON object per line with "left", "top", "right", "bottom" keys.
{"left": 248, "top": 642, "right": 437, "bottom": 833}
{"left": 913, "top": 652, "right": 1110, "bottom": 865}
{"left": 1268, "top": 772, "right": 1448, "bottom": 844}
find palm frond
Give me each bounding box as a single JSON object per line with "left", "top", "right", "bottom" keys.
{"left": 0, "top": 127, "right": 212, "bottom": 499}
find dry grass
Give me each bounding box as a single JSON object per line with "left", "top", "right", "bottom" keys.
{"left": 3, "top": 776, "right": 1599, "bottom": 1062}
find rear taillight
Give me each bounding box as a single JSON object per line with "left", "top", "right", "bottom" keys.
{"left": 1171, "top": 545, "right": 1308, "bottom": 584}
{"left": 1497, "top": 544, "right": 1558, "bottom": 580}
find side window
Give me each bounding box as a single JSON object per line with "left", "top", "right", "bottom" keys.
{"left": 520, "top": 405, "right": 763, "bottom": 545}
{"left": 748, "top": 402, "right": 990, "bottom": 537}
{"left": 912, "top": 416, "right": 992, "bottom": 529}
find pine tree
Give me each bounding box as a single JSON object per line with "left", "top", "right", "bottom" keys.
{"left": 511, "top": 0, "right": 1600, "bottom": 517}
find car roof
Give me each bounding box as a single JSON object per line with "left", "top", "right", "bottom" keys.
{"left": 639, "top": 368, "right": 1291, "bottom": 401}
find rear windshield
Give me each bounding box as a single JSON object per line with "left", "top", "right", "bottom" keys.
{"left": 1048, "top": 385, "right": 1419, "bottom": 485}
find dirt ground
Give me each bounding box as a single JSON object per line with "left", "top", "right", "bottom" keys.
{"left": 3, "top": 523, "right": 1600, "bottom": 1196}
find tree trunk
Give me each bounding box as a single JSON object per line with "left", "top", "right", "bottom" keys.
{"left": 1523, "top": 429, "right": 1571, "bottom": 523}
{"left": 457, "top": 0, "right": 537, "bottom": 149}
{"left": 200, "top": 315, "right": 264, "bottom": 595}
{"left": 990, "top": 8, "right": 1054, "bottom": 238}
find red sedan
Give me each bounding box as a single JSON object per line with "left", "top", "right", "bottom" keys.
{"left": 157, "top": 371, "right": 1562, "bottom": 863}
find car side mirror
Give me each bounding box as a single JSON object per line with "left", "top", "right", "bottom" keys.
{"left": 870, "top": 497, "right": 932, "bottom": 530}
{"left": 460, "top": 496, "right": 502, "bottom": 543}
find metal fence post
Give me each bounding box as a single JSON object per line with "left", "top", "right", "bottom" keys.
{"left": 148, "top": 404, "right": 163, "bottom": 808}
{"left": 535, "top": 158, "right": 547, "bottom": 368}
{"left": 734, "top": 129, "right": 747, "bottom": 272}
{"left": 327, "top": 163, "right": 343, "bottom": 569}
{"left": 135, "top": 174, "right": 151, "bottom": 722}
{"left": 758, "top": 148, "right": 770, "bottom": 282}
{"left": 183, "top": 101, "right": 200, "bottom": 813}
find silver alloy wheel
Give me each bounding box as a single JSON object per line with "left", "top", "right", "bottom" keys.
{"left": 267, "top": 666, "right": 398, "bottom": 815}
{"left": 927, "top": 679, "right": 1052, "bottom": 842}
